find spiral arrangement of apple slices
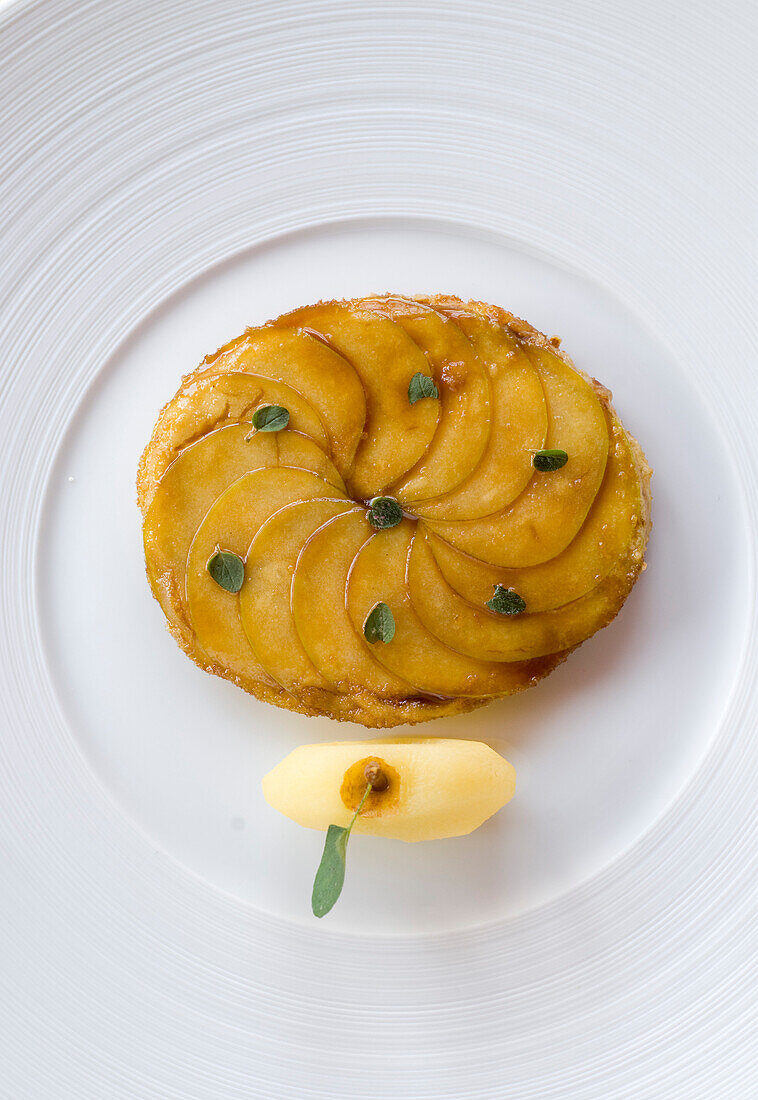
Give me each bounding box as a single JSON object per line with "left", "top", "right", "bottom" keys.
{"left": 138, "top": 295, "right": 651, "bottom": 727}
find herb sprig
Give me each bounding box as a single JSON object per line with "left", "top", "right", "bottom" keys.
{"left": 367, "top": 496, "right": 403, "bottom": 529}
{"left": 250, "top": 404, "right": 290, "bottom": 432}
{"left": 533, "top": 448, "right": 568, "bottom": 472}
{"left": 408, "top": 372, "right": 439, "bottom": 405}
{"left": 363, "top": 602, "right": 395, "bottom": 644}
{"left": 312, "top": 781, "right": 373, "bottom": 917}
{"left": 486, "top": 585, "right": 526, "bottom": 615}
{"left": 206, "top": 549, "right": 245, "bottom": 593}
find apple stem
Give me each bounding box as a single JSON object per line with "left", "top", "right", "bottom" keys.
{"left": 364, "top": 761, "right": 389, "bottom": 792}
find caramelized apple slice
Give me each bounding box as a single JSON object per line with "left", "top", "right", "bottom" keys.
{"left": 263, "top": 738, "right": 516, "bottom": 842}
{"left": 138, "top": 372, "right": 328, "bottom": 505}
{"left": 292, "top": 509, "right": 415, "bottom": 697}
{"left": 411, "top": 303, "right": 547, "bottom": 519}
{"left": 424, "top": 346, "right": 609, "bottom": 565}
{"left": 187, "top": 467, "right": 349, "bottom": 688}
{"left": 239, "top": 499, "right": 355, "bottom": 696}
{"left": 346, "top": 523, "right": 562, "bottom": 696}
{"left": 273, "top": 302, "right": 439, "bottom": 499}
{"left": 428, "top": 414, "right": 644, "bottom": 611}
{"left": 356, "top": 296, "right": 491, "bottom": 502}
{"left": 409, "top": 530, "right": 634, "bottom": 662}
{"left": 201, "top": 326, "right": 366, "bottom": 478}
{"left": 143, "top": 425, "right": 344, "bottom": 628}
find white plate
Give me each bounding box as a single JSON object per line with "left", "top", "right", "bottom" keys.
{"left": 1, "top": 1, "right": 756, "bottom": 1096}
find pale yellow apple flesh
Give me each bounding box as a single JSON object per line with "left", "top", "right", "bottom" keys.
{"left": 186, "top": 467, "right": 351, "bottom": 688}
{"left": 239, "top": 498, "right": 356, "bottom": 699}
{"left": 143, "top": 425, "right": 345, "bottom": 627}
{"left": 144, "top": 427, "right": 322, "bottom": 627}
{"left": 424, "top": 342, "right": 609, "bottom": 565}
{"left": 201, "top": 326, "right": 367, "bottom": 478}
{"left": 409, "top": 530, "right": 633, "bottom": 662}
{"left": 427, "top": 412, "right": 644, "bottom": 612}
{"left": 273, "top": 301, "right": 439, "bottom": 499}
{"left": 346, "top": 522, "right": 564, "bottom": 696}
{"left": 291, "top": 508, "right": 415, "bottom": 698}
{"left": 138, "top": 372, "right": 329, "bottom": 503}
{"left": 411, "top": 303, "right": 547, "bottom": 520}
{"left": 262, "top": 738, "right": 517, "bottom": 842}
{"left": 357, "top": 296, "right": 491, "bottom": 503}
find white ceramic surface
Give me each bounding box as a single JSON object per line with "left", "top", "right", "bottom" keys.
{"left": 40, "top": 220, "right": 746, "bottom": 934}
{"left": 1, "top": 1, "right": 756, "bottom": 1097}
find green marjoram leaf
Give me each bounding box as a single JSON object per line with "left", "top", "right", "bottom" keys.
{"left": 251, "top": 404, "right": 290, "bottom": 432}
{"left": 366, "top": 496, "right": 403, "bottom": 530}
{"left": 486, "top": 585, "right": 526, "bottom": 615}
{"left": 408, "top": 372, "right": 439, "bottom": 405}
{"left": 532, "top": 448, "right": 568, "bottom": 472}
{"left": 312, "top": 782, "right": 372, "bottom": 918}
{"left": 363, "top": 601, "right": 396, "bottom": 644}
{"left": 206, "top": 549, "right": 245, "bottom": 593}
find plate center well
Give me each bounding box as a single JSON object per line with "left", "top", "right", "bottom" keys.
{"left": 37, "top": 219, "right": 748, "bottom": 934}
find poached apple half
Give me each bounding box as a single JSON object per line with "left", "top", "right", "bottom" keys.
{"left": 138, "top": 295, "right": 651, "bottom": 727}
{"left": 263, "top": 737, "right": 517, "bottom": 842}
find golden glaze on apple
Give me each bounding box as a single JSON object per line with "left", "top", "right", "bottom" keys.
{"left": 138, "top": 295, "right": 651, "bottom": 726}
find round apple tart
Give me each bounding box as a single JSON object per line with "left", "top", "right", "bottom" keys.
{"left": 138, "top": 295, "right": 651, "bottom": 727}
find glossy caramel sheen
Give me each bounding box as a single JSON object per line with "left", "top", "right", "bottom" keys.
{"left": 138, "top": 295, "right": 651, "bottom": 727}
